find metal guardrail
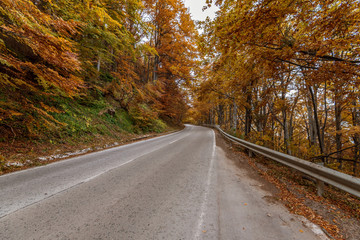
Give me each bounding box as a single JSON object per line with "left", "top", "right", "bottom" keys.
{"left": 208, "top": 125, "right": 360, "bottom": 198}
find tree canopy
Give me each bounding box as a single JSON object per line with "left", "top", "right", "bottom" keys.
{"left": 1, "top": 0, "right": 360, "bottom": 175}
{"left": 0, "top": 0, "right": 197, "bottom": 137}
{"left": 192, "top": 0, "right": 360, "bottom": 176}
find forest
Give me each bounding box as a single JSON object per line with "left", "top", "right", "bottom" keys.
{"left": 1, "top": 0, "right": 360, "bottom": 177}
{"left": 0, "top": 0, "right": 196, "bottom": 143}
{"left": 191, "top": 0, "right": 360, "bottom": 176}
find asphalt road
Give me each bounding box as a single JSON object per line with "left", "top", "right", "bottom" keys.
{"left": 0, "top": 125, "right": 326, "bottom": 239}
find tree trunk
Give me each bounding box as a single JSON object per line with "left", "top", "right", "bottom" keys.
{"left": 153, "top": 55, "right": 159, "bottom": 81}
{"left": 217, "top": 104, "right": 224, "bottom": 126}
{"left": 280, "top": 78, "right": 291, "bottom": 155}
{"left": 334, "top": 87, "right": 343, "bottom": 169}
{"left": 208, "top": 110, "right": 212, "bottom": 125}
{"left": 245, "top": 93, "right": 252, "bottom": 137}
{"left": 306, "top": 92, "right": 317, "bottom": 147}
{"left": 352, "top": 99, "right": 360, "bottom": 176}
{"left": 146, "top": 57, "right": 151, "bottom": 82}
{"left": 284, "top": 117, "right": 292, "bottom": 155}
{"left": 97, "top": 56, "right": 101, "bottom": 72}
{"left": 308, "top": 85, "right": 325, "bottom": 156}
{"left": 233, "top": 100, "right": 238, "bottom": 131}
{"left": 229, "top": 104, "right": 233, "bottom": 129}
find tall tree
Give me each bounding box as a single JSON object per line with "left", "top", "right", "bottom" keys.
{"left": 143, "top": 0, "right": 197, "bottom": 124}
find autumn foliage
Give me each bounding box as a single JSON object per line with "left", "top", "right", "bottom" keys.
{"left": 3, "top": 0, "right": 359, "bottom": 177}
{"left": 192, "top": 0, "right": 360, "bottom": 176}
{"left": 0, "top": 0, "right": 196, "bottom": 140}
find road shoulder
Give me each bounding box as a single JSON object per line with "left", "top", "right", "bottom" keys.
{"left": 215, "top": 132, "right": 328, "bottom": 240}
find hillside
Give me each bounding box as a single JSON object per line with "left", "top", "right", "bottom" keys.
{"left": 0, "top": 0, "right": 196, "bottom": 171}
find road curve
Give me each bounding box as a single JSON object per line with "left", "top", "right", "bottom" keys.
{"left": 0, "top": 125, "right": 324, "bottom": 239}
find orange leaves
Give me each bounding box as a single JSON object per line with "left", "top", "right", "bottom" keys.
{"left": 213, "top": 0, "right": 360, "bottom": 76}
{"left": 248, "top": 157, "right": 343, "bottom": 239}
{"left": 0, "top": 0, "right": 193, "bottom": 138}
{"left": 20, "top": 62, "right": 82, "bottom": 96}
{"left": 0, "top": 0, "right": 83, "bottom": 95}
{"left": 0, "top": 0, "right": 85, "bottom": 137}
{"left": 193, "top": 0, "right": 360, "bottom": 175}
{"left": 141, "top": 0, "right": 197, "bottom": 124}
{"left": 19, "top": 26, "right": 81, "bottom": 72}
{"left": 39, "top": 102, "right": 62, "bottom": 114}
{"left": 0, "top": 108, "right": 23, "bottom": 119}
{"left": 0, "top": 0, "right": 51, "bottom": 26}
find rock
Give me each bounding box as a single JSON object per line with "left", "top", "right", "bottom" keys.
{"left": 98, "top": 108, "right": 116, "bottom": 116}
{"left": 6, "top": 162, "right": 24, "bottom": 167}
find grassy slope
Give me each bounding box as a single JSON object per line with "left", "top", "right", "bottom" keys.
{"left": 0, "top": 92, "right": 175, "bottom": 174}
{"left": 0, "top": 0, "right": 185, "bottom": 174}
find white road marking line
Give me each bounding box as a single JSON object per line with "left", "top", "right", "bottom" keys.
{"left": 195, "top": 129, "right": 216, "bottom": 240}
{"left": 0, "top": 129, "right": 186, "bottom": 179}
{"left": 0, "top": 131, "right": 190, "bottom": 219}
{"left": 82, "top": 134, "right": 188, "bottom": 183}
{"left": 299, "top": 216, "right": 329, "bottom": 240}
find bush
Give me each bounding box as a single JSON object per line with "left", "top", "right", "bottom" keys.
{"left": 129, "top": 104, "right": 167, "bottom": 133}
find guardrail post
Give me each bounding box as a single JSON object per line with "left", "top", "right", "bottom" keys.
{"left": 316, "top": 162, "right": 325, "bottom": 197}
{"left": 248, "top": 150, "right": 253, "bottom": 158}
{"left": 317, "top": 180, "right": 325, "bottom": 197}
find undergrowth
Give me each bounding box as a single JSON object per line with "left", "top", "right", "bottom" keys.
{"left": 0, "top": 89, "right": 171, "bottom": 175}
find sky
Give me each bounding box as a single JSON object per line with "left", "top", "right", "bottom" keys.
{"left": 183, "top": 0, "right": 219, "bottom": 21}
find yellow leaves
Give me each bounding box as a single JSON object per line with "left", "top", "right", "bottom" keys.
{"left": 90, "top": 5, "right": 123, "bottom": 30}
{"left": 31, "top": 104, "right": 67, "bottom": 127}
{"left": 0, "top": 73, "right": 16, "bottom": 88}
{"left": 261, "top": 135, "right": 272, "bottom": 143}
{"left": 1, "top": 0, "right": 51, "bottom": 27}
{"left": 40, "top": 102, "right": 62, "bottom": 114}
{"left": 9, "top": 110, "right": 23, "bottom": 117}
{"left": 137, "top": 43, "right": 158, "bottom": 58}
{"left": 0, "top": 1, "right": 82, "bottom": 76}
{"left": 0, "top": 39, "right": 6, "bottom": 52}
{"left": 346, "top": 126, "right": 360, "bottom": 135}
{"left": 51, "top": 18, "right": 82, "bottom": 37}
{"left": 0, "top": 107, "right": 23, "bottom": 119}
{"left": 0, "top": 57, "right": 12, "bottom": 68}
{"left": 0, "top": 0, "right": 168, "bottom": 137}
